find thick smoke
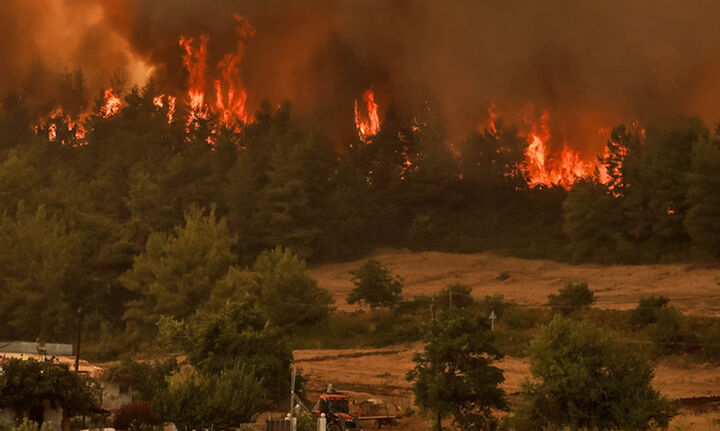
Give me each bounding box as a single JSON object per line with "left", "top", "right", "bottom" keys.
{"left": 5, "top": 0, "right": 720, "bottom": 151}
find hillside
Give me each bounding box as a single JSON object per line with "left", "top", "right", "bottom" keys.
{"left": 312, "top": 248, "right": 720, "bottom": 316}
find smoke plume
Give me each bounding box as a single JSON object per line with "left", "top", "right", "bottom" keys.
{"left": 4, "top": 0, "right": 720, "bottom": 151}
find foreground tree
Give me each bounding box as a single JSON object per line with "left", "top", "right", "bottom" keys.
{"left": 239, "top": 246, "right": 334, "bottom": 327}
{"left": 0, "top": 358, "right": 99, "bottom": 423}
{"left": 512, "top": 315, "right": 674, "bottom": 430}
{"left": 0, "top": 205, "right": 83, "bottom": 340}
{"left": 121, "top": 206, "right": 236, "bottom": 334}
{"left": 407, "top": 311, "right": 507, "bottom": 430}
{"left": 159, "top": 302, "right": 294, "bottom": 402}
{"left": 347, "top": 259, "right": 404, "bottom": 308}
{"left": 152, "top": 366, "right": 268, "bottom": 430}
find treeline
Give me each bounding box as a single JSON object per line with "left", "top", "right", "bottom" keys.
{"left": 1, "top": 78, "right": 719, "bottom": 345}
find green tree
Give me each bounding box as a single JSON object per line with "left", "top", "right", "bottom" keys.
{"left": 122, "top": 206, "right": 236, "bottom": 334}
{"left": 685, "top": 136, "right": 720, "bottom": 258}
{"left": 0, "top": 150, "right": 42, "bottom": 214}
{"left": 562, "top": 181, "right": 623, "bottom": 262}
{"left": 160, "top": 302, "right": 294, "bottom": 402}
{"left": 152, "top": 366, "right": 268, "bottom": 430}
{"left": 547, "top": 282, "right": 595, "bottom": 315}
{"left": 512, "top": 315, "right": 674, "bottom": 430}
{"left": 253, "top": 133, "right": 336, "bottom": 259}
{"left": 102, "top": 358, "right": 178, "bottom": 402}
{"left": 0, "top": 358, "right": 99, "bottom": 422}
{"left": 241, "top": 246, "right": 334, "bottom": 327}
{"left": 630, "top": 296, "right": 670, "bottom": 329}
{"left": 347, "top": 259, "right": 404, "bottom": 308}
{"left": 0, "top": 205, "right": 83, "bottom": 340}
{"left": 407, "top": 312, "right": 507, "bottom": 430}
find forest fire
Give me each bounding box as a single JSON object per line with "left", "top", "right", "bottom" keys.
{"left": 523, "top": 112, "right": 599, "bottom": 188}
{"left": 354, "top": 89, "right": 381, "bottom": 142}
{"left": 179, "top": 15, "right": 255, "bottom": 132}
{"left": 101, "top": 89, "right": 122, "bottom": 119}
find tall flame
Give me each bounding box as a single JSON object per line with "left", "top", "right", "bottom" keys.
{"left": 179, "top": 15, "right": 255, "bottom": 134}
{"left": 354, "top": 89, "right": 381, "bottom": 142}
{"left": 101, "top": 88, "right": 122, "bottom": 119}
{"left": 524, "top": 110, "right": 598, "bottom": 188}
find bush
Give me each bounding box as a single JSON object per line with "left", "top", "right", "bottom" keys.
{"left": 10, "top": 419, "right": 53, "bottom": 431}
{"left": 631, "top": 296, "right": 670, "bottom": 329}
{"left": 547, "top": 282, "right": 595, "bottom": 314}
{"left": 113, "top": 402, "right": 158, "bottom": 431}
{"left": 653, "top": 307, "right": 690, "bottom": 355}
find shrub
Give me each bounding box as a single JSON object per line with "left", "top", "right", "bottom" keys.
{"left": 10, "top": 419, "right": 53, "bottom": 431}
{"left": 653, "top": 307, "right": 690, "bottom": 355}
{"left": 113, "top": 402, "right": 158, "bottom": 431}
{"left": 496, "top": 271, "right": 511, "bottom": 281}
{"left": 631, "top": 296, "right": 670, "bottom": 329}
{"left": 547, "top": 282, "right": 595, "bottom": 314}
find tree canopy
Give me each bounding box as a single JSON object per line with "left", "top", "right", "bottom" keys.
{"left": 407, "top": 311, "right": 507, "bottom": 430}
{"left": 512, "top": 315, "right": 674, "bottom": 430}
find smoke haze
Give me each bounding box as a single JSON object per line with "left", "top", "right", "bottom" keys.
{"left": 4, "top": 0, "right": 720, "bottom": 150}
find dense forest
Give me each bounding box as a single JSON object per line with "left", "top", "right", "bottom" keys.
{"left": 1, "top": 73, "right": 719, "bottom": 349}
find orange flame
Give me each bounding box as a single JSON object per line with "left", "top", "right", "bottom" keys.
{"left": 100, "top": 88, "right": 122, "bottom": 119}
{"left": 153, "top": 95, "right": 176, "bottom": 123}
{"left": 179, "top": 15, "right": 255, "bottom": 134}
{"left": 523, "top": 110, "right": 599, "bottom": 188}
{"left": 39, "top": 108, "right": 88, "bottom": 147}
{"left": 214, "top": 15, "right": 255, "bottom": 129}
{"left": 354, "top": 89, "right": 381, "bottom": 141}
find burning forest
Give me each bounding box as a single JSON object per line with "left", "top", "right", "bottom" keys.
{"left": 4, "top": 3, "right": 720, "bottom": 430}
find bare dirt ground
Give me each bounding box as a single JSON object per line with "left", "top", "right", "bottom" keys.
{"left": 293, "top": 249, "right": 720, "bottom": 429}
{"left": 312, "top": 248, "right": 720, "bottom": 316}
{"left": 294, "top": 346, "right": 720, "bottom": 430}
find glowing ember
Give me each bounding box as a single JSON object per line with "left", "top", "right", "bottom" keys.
{"left": 100, "top": 88, "right": 122, "bottom": 119}
{"left": 354, "top": 89, "right": 381, "bottom": 141}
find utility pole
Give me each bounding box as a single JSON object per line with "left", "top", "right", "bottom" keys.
{"left": 449, "top": 288, "right": 453, "bottom": 310}
{"left": 75, "top": 307, "right": 82, "bottom": 373}
{"left": 289, "top": 369, "right": 296, "bottom": 418}
{"left": 430, "top": 297, "right": 435, "bottom": 321}
{"left": 489, "top": 310, "right": 497, "bottom": 331}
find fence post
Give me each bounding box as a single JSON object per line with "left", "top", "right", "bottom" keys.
{"left": 317, "top": 415, "right": 326, "bottom": 431}
{"left": 291, "top": 417, "right": 297, "bottom": 431}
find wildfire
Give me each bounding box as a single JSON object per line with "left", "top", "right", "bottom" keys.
{"left": 523, "top": 110, "right": 599, "bottom": 188}
{"left": 153, "top": 95, "right": 176, "bottom": 123}
{"left": 354, "top": 89, "right": 381, "bottom": 141}
{"left": 100, "top": 88, "right": 122, "bottom": 119}
{"left": 38, "top": 108, "right": 88, "bottom": 147}
{"left": 179, "top": 15, "right": 255, "bottom": 134}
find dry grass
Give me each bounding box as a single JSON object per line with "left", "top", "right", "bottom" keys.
{"left": 291, "top": 249, "right": 720, "bottom": 428}
{"left": 312, "top": 248, "right": 720, "bottom": 316}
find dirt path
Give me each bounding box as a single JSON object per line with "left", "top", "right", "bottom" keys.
{"left": 312, "top": 248, "right": 720, "bottom": 316}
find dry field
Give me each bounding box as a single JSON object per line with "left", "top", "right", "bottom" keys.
{"left": 312, "top": 248, "right": 720, "bottom": 316}
{"left": 286, "top": 249, "right": 720, "bottom": 429}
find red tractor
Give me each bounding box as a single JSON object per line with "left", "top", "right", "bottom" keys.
{"left": 311, "top": 390, "right": 362, "bottom": 431}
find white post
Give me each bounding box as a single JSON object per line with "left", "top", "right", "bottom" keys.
{"left": 489, "top": 310, "right": 497, "bottom": 331}
{"left": 318, "top": 415, "right": 327, "bottom": 431}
